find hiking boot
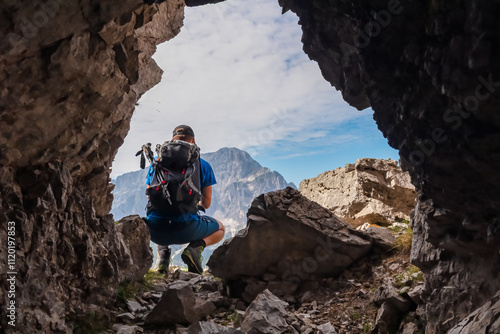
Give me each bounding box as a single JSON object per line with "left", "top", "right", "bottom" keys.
{"left": 181, "top": 245, "right": 204, "bottom": 274}
{"left": 157, "top": 245, "right": 171, "bottom": 274}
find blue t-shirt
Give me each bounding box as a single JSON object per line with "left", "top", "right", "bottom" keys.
{"left": 146, "top": 158, "right": 216, "bottom": 222}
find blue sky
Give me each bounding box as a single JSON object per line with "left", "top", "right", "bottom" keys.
{"left": 112, "top": 0, "right": 399, "bottom": 186}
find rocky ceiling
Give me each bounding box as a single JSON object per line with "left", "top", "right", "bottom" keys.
{"left": 0, "top": 0, "right": 499, "bottom": 332}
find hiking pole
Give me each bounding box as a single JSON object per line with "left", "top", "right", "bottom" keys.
{"left": 143, "top": 143, "right": 155, "bottom": 164}
{"left": 135, "top": 143, "right": 155, "bottom": 169}
{"left": 135, "top": 148, "right": 146, "bottom": 169}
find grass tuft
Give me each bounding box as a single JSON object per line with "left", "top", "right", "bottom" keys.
{"left": 117, "top": 269, "right": 164, "bottom": 302}
{"left": 394, "top": 226, "right": 413, "bottom": 254}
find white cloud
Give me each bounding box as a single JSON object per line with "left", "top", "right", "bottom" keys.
{"left": 111, "top": 0, "right": 367, "bottom": 178}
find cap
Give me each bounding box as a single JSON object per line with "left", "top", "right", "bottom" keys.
{"left": 172, "top": 125, "right": 195, "bottom": 138}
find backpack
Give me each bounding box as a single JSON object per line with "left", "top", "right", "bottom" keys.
{"left": 145, "top": 140, "right": 202, "bottom": 216}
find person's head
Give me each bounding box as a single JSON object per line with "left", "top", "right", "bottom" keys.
{"left": 172, "top": 125, "right": 195, "bottom": 143}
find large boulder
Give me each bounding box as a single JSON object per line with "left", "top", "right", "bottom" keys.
{"left": 208, "top": 187, "right": 372, "bottom": 282}
{"left": 299, "top": 158, "right": 416, "bottom": 227}
{"left": 114, "top": 215, "right": 154, "bottom": 283}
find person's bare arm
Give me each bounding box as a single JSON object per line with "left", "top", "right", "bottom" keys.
{"left": 200, "top": 185, "right": 212, "bottom": 209}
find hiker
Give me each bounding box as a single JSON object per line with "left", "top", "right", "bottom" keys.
{"left": 143, "top": 125, "right": 225, "bottom": 274}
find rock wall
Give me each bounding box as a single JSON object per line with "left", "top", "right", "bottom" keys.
{"left": 299, "top": 158, "right": 415, "bottom": 227}
{"left": 0, "top": 0, "right": 183, "bottom": 331}
{"left": 279, "top": 0, "right": 500, "bottom": 332}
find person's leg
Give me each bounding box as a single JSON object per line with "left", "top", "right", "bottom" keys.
{"left": 143, "top": 218, "right": 173, "bottom": 274}
{"left": 157, "top": 245, "right": 171, "bottom": 274}
{"left": 203, "top": 219, "right": 225, "bottom": 246}
{"left": 182, "top": 216, "right": 224, "bottom": 274}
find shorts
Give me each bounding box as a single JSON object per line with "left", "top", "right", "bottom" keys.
{"left": 145, "top": 214, "right": 220, "bottom": 246}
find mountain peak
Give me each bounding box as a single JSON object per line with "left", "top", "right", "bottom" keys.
{"left": 204, "top": 147, "right": 259, "bottom": 164}
{"left": 202, "top": 147, "right": 263, "bottom": 181}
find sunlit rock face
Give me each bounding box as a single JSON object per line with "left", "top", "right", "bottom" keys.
{"left": 0, "top": 0, "right": 183, "bottom": 331}
{"left": 280, "top": 0, "right": 500, "bottom": 332}
{"left": 299, "top": 158, "right": 416, "bottom": 227}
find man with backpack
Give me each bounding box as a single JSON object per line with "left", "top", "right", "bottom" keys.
{"left": 143, "top": 125, "right": 225, "bottom": 274}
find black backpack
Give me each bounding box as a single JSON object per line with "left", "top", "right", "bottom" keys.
{"left": 144, "top": 140, "right": 202, "bottom": 216}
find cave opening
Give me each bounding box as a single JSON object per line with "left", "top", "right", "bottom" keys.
{"left": 3, "top": 0, "right": 499, "bottom": 331}
{"left": 111, "top": 0, "right": 399, "bottom": 189}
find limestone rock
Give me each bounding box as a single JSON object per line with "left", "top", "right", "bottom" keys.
{"left": 144, "top": 280, "right": 217, "bottom": 326}
{"left": 126, "top": 300, "right": 145, "bottom": 314}
{"left": 186, "top": 320, "right": 245, "bottom": 334}
{"left": 365, "top": 226, "right": 396, "bottom": 252}
{"left": 407, "top": 284, "right": 424, "bottom": 305}
{"left": 240, "top": 289, "right": 292, "bottom": 334}
{"left": 299, "top": 158, "right": 416, "bottom": 227}
{"left": 447, "top": 290, "right": 500, "bottom": 334}
{"left": 373, "top": 302, "right": 402, "bottom": 334}
{"left": 115, "top": 216, "right": 154, "bottom": 283}
{"left": 208, "top": 187, "right": 372, "bottom": 282}
{"left": 401, "top": 322, "right": 420, "bottom": 334}
{"left": 317, "top": 322, "right": 338, "bottom": 334}
{"left": 374, "top": 281, "right": 414, "bottom": 313}
{"left": 114, "top": 324, "right": 144, "bottom": 334}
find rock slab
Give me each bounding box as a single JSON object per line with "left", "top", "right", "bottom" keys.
{"left": 208, "top": 187, "right": 372, "bottom": 282}
{"left": 144, "top": 280, "right": 217, "bottom": 326}
{"left": 240, "top": 289, "right": 292, "bottom": 334}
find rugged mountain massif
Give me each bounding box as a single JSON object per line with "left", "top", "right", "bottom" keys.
{"left": 1, "top": 0, "right": 499, "bottom": 332}
{"left": 300, "top": 158, "right": 416, "bottom": 227}
{"left": 111, "top": 147, "right": 294, "bottom": 265}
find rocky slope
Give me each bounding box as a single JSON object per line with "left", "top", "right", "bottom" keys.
{"left": 299, "top": 158, "right": 416, "bottom": 227}
{"left": 110, "top": 188, "right": 425, "bottom": 334}
{"left": 111, "top": 147, "right": 295, "bottom": 266}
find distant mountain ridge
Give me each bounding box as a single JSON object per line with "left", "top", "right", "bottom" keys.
{"left": 111, "top": 147, "right": 295, "bottom": 266}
